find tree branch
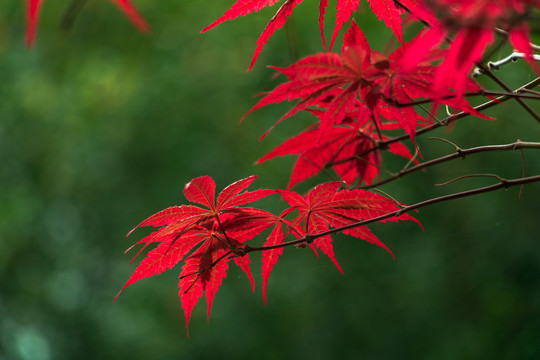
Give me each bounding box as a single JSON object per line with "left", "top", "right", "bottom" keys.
{"left": 244, "top": 174, "right": 540, "bottom": 253}
{"left": 358, "top": 140, "right": 540, "bottom": 190}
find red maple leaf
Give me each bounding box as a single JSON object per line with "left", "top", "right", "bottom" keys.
{"left": 242, "top": 51, "right": 359, "bottom": 139}
{"left": 256, "top": 110, "right": 418, "bottom": 189}
{"left": 243, "top": 20, "right": 373, "bottom": 139}
{"left": 26, "top": 0, "right": 149, "bottom": 47}
{"left": 367, "top": 0, "right": 405, "bottom": 43}
{"left": 245, "top": 20, "right": 492, "bottom": 155}
{"left": 115, "top": 175, "right": 275, "bottom": 335}
{"left": 201, "top": 0, "right": 303, "bottom": 70}
{"left": 277, "top": 181, "right": 421, "bottom": 267}
{"left": 319, "top": 0, "right": 409, "bottom": 50}
{"left": 203, "top": 0, "right": 412, "bottom": 69}
{"left": 325, "top": 0, "right": 362, "bottom": 50}
{"left": 364, "top": 37, "right": 443, "bottom": 140}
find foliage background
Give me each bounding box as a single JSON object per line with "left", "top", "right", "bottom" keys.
{"left": 0, "top": 1, "right": 539, "bottom": 359}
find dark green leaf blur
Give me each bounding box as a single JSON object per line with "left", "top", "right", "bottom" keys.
{"left": 1, "top": 2, "right": 539, "bottom": 359}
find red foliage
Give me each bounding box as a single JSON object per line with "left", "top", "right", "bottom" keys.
{"left": 118, "top": 175, "right": 421, "bottom": 334}
{"left": 256, "top": 115, "right": 417, "bottom": 189}
{"left": 242, "top": 21, "right": 498, "bottom": 188}
{"left": 278, "top": 181, "right": 421, "bottom": 262}
{"left": 202, "top": 0, "right": 422, "bottom": 69}
{"left": 116, "top": 176, "right": 274, "bottom": 334}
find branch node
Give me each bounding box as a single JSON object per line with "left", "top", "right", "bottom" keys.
{"left": 429, "top": 137, "right": 463, "bottom": 157}
{"left": 234, "top": 246, "right": 247, "bottom": 257}
{"left": 377, "top": 140, "right": 389, "bottom": 151}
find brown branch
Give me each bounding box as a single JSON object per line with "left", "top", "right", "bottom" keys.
{"left": 244, "top": 174, "right": 540, "bottom": 253}
{"left": 358, "top": 141, "right": 540, "bottom": 190}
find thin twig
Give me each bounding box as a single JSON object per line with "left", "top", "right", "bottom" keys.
{"left": 435, "top": 173, "right": 505, "bottom": 187}
{"left": 428, "top": 137, "right": 461, "bottom": 152}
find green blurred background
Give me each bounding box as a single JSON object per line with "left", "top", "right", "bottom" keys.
{"left": 1, "top": 1, "right": 539, "bottom": 359}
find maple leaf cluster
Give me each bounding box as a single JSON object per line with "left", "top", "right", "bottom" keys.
{"left": 115, "top": 176, "right": 272, "bottom": 334}
{"left": 246, "top": 20, "right": 492, "bottom": 189}
{"left": 116, "top": 175, "right": 419, "bottom": 334}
